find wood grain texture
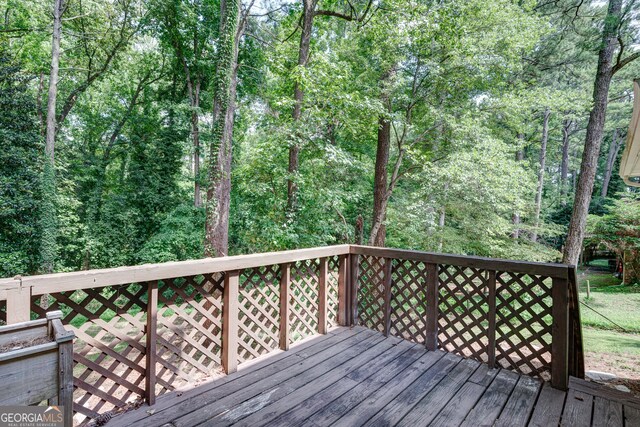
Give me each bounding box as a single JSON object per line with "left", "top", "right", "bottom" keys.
{"left": 223, "top": 270, "right": 240, "bottom": 374}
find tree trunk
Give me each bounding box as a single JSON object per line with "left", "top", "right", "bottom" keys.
{"left": 354, "top": 215, "right": 364, "bottom": 245}
{"left": 512, "top": 139, "right": 524, "bottom": 239}
{"left": 601, "top": 128, "right": 621, "bottom": 198}
{"left": 532, "top": 108, "right": 550, "bottom": 243}
{"left": 369, "top": 114, "right": 391, "bottom": 246}
{"left": 40, "top": 0, "right": 64, "bottom": 274}
{"left": 286, "top": 0, "right": 316, "bottom": 218}
{"left": 205, "top": 0, "right": 241, "bottom": 257}
{"left": 563, "top": 0, "right": 622, "bottom": 265}
{"left": 560, "top": 118, "right": 572, "bottom": 206}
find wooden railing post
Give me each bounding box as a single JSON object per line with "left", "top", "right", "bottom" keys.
{"left": 145, "top": 280, "right": 158, "bottom": 405}
{"left": 7, "top": 280, "right": 31, "bottom": 324}
{"left": 551, "top": 276, "right": 569, "bottom": 390}
{"left": 425, "top": 263, "right": 439, "bottom": 351}
{"left": 279, "top": 264, "right": 291, "bottom": 350}
{"left": 318, "top": 258, "right": 328, "bottom": 334}
{"left": 382, "top": 258, "right": 393, "bottom": 337}
{"left": 487, "top": 271, "right": 497, "bottom": 369}
{"left": 222, "top": 270, "right": 240, "bottom": 374}
{"left": 349, "top": 254, "right": 360, "bottom": 326}
{"left": 337, "top": 255, "right": 349, "bottom": 326}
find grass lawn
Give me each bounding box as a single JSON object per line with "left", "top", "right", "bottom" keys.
{"left": 577, "top": 264, "right": 640, "bottom": 381}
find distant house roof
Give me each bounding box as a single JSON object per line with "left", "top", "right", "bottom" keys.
{"left": 620, "top": 80, "right": 640, "bottom": 187}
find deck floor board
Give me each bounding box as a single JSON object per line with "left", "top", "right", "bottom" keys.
{"left": 109, "top": 326, "right": 640, "bottom": 427}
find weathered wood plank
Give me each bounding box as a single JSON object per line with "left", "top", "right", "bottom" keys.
{"left": 591, "top": 396, "right": 623, "bottom": 427}
{"left": 460, "top": 369, "right": 519, "bottom": 427}
{"left": 560, "top": 389, "right": 593, "bottom": 427}
{"left": 110, "top": 327, "right": 360, "bottom": 427}
{"left": 528, "top": 382, "right": 567, "bottom": 427}
{"left": 568, "top": 376, "right": 640, "bottom": 409}
{"left": 467, "top": 363, "right": 499, "bottom": 387}
{"left": 167, "top": 331, "right": 382, "bottom": 427}
{"left": 394, "top": 358, "right": 481, "bottom": 427}
{"left": 625, "top": 405, "right": 640, "bottom": 426}
{"left": 314, "top": 350, "right": 445, "bottom": 427}
{"left": 240, "top": 338, "right": 418, "bottom": 427}
{"left": 430, "top": 381, "right": 487, "bottom": 427}
{"left": 494, "top": 375, "right": 542, "bottom": 427}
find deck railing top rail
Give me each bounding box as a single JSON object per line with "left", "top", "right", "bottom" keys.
{"left": 0, "top": 244, "right": 571, "bottom": 298}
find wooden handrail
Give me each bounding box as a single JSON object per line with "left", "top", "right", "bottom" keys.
{"left": 350, "top": 245, "right": 571, "bottom": 278}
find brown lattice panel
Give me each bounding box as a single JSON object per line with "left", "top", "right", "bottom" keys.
{"left": 31, "top": 284, "right": 147, "bottom": 425}
{"left": 495, "top": 272, "right": 552, "bottom": 378}
{"left": 155, "top": 273, "right": 224, "bottom": 394}
{"left": 389, "top": 259, "right": 428, "bottom": 343}
{"left": 238, "top": 266, "right": 280, "bottom": 363}
{"left": 356, "top": 255, "right": 386, "bottom": 332}
{"left": 289, "top": 259, "right": 320, "bottom": 342}
{"left": 438, "top": 265, "right": 490, "bottom": 362}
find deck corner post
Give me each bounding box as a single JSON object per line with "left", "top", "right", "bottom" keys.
{"left": 551, "top": 275, "right": 569, "bottom": 390}
{"left": 279, "top": 263, "right": 291, "bottom": 350}
{"left": 382, "top": 258, "right": 393, "bottom": 337}
{"left": 318, "top": 257, "right": 329, "bottom": 334}
{"left": 349, "top": 253, "right": 360, "bottom": 326}
{"left": 7, "top": 282, "right": 31, "bottom": 324}
{"left": 425, "top": 263, "right": 439, "bottom": 351}
{"left": 145, "top": 280, "right": 158, "bottom": 405}
{"left": 337, "top": 255, "right": 349, "bottom": 326}
{"left": 223, "top": 270, "right": 240, "bottom": 374}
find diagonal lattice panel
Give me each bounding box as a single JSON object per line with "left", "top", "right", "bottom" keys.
{"left": 496, "top": 272, "right": 552, "bottom": 379}
{"left": 156, "top": 273, "right": 224, "bottom": 395}
{"left": 356, "top": 255, "right": 386, "bottom": 332}
{"left": 389, "top": 259, "right": 428, "bottom": 343}
{"left": 31, "top": 284, "right": 147, "bottom": 426}
{"left": 327, "top": 256, "right": 340, "bottom": 328}
{"left": 438, "top": 265, "right": 490, "bottom": 362}
{"left": 238, "top": 265, "right": 280, "bottom": 363}
{"left": 289, "top": 259, "right": 319, "bottom": 342}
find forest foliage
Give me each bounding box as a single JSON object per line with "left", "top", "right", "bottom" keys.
{"left": 1, "top": 0, "right": 639, "bottom": 275}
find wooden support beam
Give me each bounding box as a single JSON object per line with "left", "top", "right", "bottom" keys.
{"left": 145, "top": 280, "right": 158, "bottom": 405}
{"left": 487, "top": 270, "right": 497, "bottom": 369}
{"left": 425, "top": 263, "right": 439, "bottom": 351}
{"left": 349, "top": 254, "right": 360, "bottom": 326}
{"left": 382, "top": 258, "right": 393, "bottom": 337}
{"left": 318, "top": 257, "right": 329, "bottom": 334}
{"left": 279, "top": 264, "right": 291, "bottom": 350}
{"left": 7, "top": 283, "right": 31, "bottom": 324}
{"left": 551, "top": 276, "right": 569, "bottom": 390}
{"left": 222, "top": 270, "right": 240, "bottom": 374}
{"left": 337, "top": 255, "right": 348, "bottom": 326}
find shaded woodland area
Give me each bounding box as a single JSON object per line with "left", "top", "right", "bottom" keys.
{"left": 1, "top": 0, "right": 640, "bottom": 276}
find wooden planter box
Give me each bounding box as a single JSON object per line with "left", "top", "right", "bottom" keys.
{"left": 0, "top": 311, "right": 74, "bottom": 426}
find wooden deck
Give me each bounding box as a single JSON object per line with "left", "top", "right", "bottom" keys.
{"left": 110, "top": 326, "right": 640, "bottom": 427}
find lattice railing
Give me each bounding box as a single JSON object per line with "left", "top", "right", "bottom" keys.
{"left": 349, "top": 245, "right": 582, "bottom": 390}
{"left": 0, "top": 246, "right": 349, "bottom": 425}
{"left": 0, "top": 244, "right": 583, "bottom": 425}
